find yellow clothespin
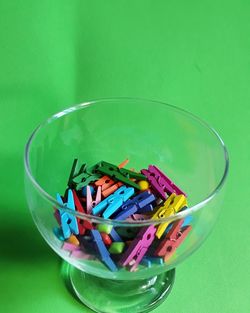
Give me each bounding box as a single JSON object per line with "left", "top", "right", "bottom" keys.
{"left": 152, "top": 193, "right": 187, "bottom": 239}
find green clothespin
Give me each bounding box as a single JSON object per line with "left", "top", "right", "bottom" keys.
{"left": 74, "top": 162, "right": 102, "bottom": 190}
{"left": 75, "top": 173, "right": 101, "bottom": 190}
{"left": 68, "top": 159, "right": 88, "bottom": 187}
{"left": 98, "top": 161, "right": 145, "bottom": 190}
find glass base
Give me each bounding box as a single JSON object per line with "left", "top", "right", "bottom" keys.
{"left": 64, "top": 263, "right": 175, "bottom": 313}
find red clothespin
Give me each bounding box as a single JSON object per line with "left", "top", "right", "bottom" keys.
{"left": 154, "top": 219, "right": 192, "bottom": 262}
{"left": 72, "top": 190, "right": 93, "bottom": 234}
{"left": 86, "top": 185, "right": 102, "bottom": 214}
{"left": 95, "top": 159, "right": 129, "bottom": 198}
{"left": 119, "top": 225, "right": 156, "bottom": 271}
{"left": 141, "top": 165, "right": 187, "bottom": 200}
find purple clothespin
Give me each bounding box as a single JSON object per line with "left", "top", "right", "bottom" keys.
{"left": 119, "top": 225, "right": 156, "bottom": 271}
{"left": 86, "top": 185, "right": 102, "bottom": 214}
{"left": 141, "top": 165, "right": 186, "bottom": 200}
{"left": 114, "top": 191, "right": 155, "bottom": 220}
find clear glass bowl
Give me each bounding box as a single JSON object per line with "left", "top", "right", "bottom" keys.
{"left": 24, "top": 98, "right": 229, "bottom": 313}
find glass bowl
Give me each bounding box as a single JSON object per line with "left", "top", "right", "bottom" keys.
{"left": 24, "top": 98, "right": 229, "bottom": 313}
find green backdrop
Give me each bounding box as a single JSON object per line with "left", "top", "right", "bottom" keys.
{"left": 0, "top": 1, "right": 249, "bottom": 312}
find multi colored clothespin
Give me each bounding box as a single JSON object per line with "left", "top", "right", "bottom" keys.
{"left": 119, "top": 225, "right": 156, "bottom": 271}
{"left": 151, "top": 193, "right": 187, "bottom": 239}
{"left": 92, "top": 186, "right": 134, "bottom": 219}
{"left": 114, "top": 191, "right": 155, "bottom": 220}
{"left": 98, "top": 161, "right": 146, "bottom": 190}
{"left": 56, "top": 190, "right": 79, "bottom": 239}
{"left": 154, "top": 219, "right": 192, "bottom": 262}
{"left": 86, "top": 185, "right": 102, "bottom": 214}
{"left": 141, "top": 165, "right": 186, "bottom": 200}
{"left": 90, "top": 230, "right": 118, "bottom": 272}
{"left": 72, "top": 190, "right": 93, "bottom": 234}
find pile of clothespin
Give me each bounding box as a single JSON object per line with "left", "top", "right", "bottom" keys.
{"left": 53, "top": 159, "right": 192, "bottom": 272}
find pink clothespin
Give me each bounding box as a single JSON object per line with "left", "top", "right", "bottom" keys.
{"left": 154, "top": 219, "right": 192, "bottom": 261}
{"left": 86, "top": 185, "right": 102, "bottom": 214}
{"left": 119, "top": 225, "right": 156, "bottom": 271}
{"left": 62, "top": 242, "right": 80, "bottom": 252}
{"left": 141, "top": 165, "right": 187, "bottom": 200}
{"left": 71, "top": 250, "right": 95, "bottom": 260}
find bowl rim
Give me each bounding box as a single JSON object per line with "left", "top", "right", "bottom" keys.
{"left": 24, "top": 97, "right": 229, "bottom": 226}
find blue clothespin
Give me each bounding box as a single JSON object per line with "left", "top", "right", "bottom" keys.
{"left": 109, "top": 228, "right": 123, "bottom": 242}
{"left": 56, "top": 190, "right": 79, "bottom": 239}
{"left": 92, "top": 186, "right": 134, "bottom": 218}
{"left": 114, "top": 191, "right": 155, "bottom": 220}
{"left": 179, "top": 206, "right": 192, "bottom": 227}
{"left": 140, "top": 258, "right": 152, "bottom": 268}
{"left": 182, "top": 215, "right": 193, "bottom": 227}
{"left": 90, "top": 230, "right": 118, "bottom": 272}
{"left": 53, "top": 227, "right": 64, "bottom": 241}
{"left": 143, "top": 256, "right": 164, "bottom": 265}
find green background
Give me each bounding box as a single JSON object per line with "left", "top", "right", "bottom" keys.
{"left": 0, "top": 1, "right": 249, "bottom": 312}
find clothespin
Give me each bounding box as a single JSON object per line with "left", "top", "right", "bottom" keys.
{"left": 56, "top": 190, "right": 79, "bottom": 239}
{"left": 92, "top": 186, "right": 134, "bottom": 219}
{"left": 151, "top": 193, "right": 187, "bottom": 239}
{"left": 68, "top": 159, "right": 87, "bottom": 188}
{"left": 71, "top": 250, "right": 95, "bottom": 260}
{"left": 154, "top": 219, "right": 192, "bottom": 261}
{"left": 125, "top": 214, "right": 149, "bottom": 222}
{"left": 98, "top": 161, "right": 146, "bottom": 190}
{"left": 53, "top": 227, "right": 64, "bottom": 241}
{"left": 86, "top": 185, "right": 102, "bottom": 214}
{"left": 72, "top": 162, "right": 102, "bottom": 190}
{"left": 101, "top": 182, "right": 123, "bottom": 198}
{"left": 141, "top": 165, "right": 186, "bottom": 200}
{"left": 62, "top": 242, "right": 80, "bottom": 253}
{"left": 140, "top": 258, "right": 152, "bottom": 268}
{"left": 114, "top": 191, "right": 155, "bottom": 220}
{"left": 109, "top": 228, "right": 123, "bottom": 242}
{"left": 94, "top": 159, "right": 129, "bottom": 197}
{"left": 143, "top": 256, "right": 164, "bottom": 265}
{"left": 72, "top": 190, "right": 93, "bottom": 234}
{"left": 119, "top": 225, "right": 156, "bottom": 271}
{"left": 90, "top": 230, "right": 118, "bottom": 272}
